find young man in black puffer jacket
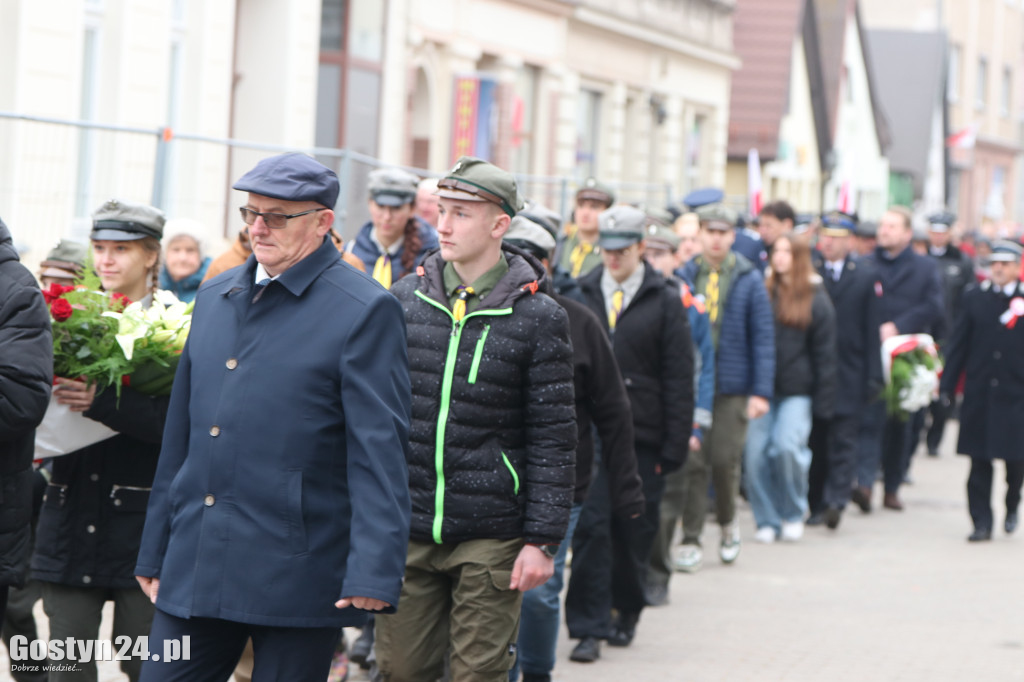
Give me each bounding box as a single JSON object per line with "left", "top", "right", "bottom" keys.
{"left": 377, "top": 158, "right": 576, "bottom": 682}
{"left": 0, "top": 217, "right": 53, "bottom": 622}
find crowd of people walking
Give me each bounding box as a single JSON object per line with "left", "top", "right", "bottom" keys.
{"left": 1, "top": 150, "right": 1022, "bottom": 682}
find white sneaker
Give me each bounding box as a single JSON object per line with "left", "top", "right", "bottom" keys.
{"left": 719, "top": 523, "right": 741, "bottom": 564}
{"left": 754, "top": 526, "right": 777, "bottom": 544}
{"left": 673, "top": 544, "right": 703, "bottom": 573}
{"left": 780, "top": 520, "right": 804, "bottom": 542}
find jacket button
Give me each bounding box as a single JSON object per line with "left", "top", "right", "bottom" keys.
{"left": 113, "top": 498, "right": 122, "bottom": 507}
{"left": 226, "top": 358, "right": 238, "bottom": 370}
{"left": 90, "top": 473, "right": 99, "bottom": 482}
{"left": 82, "top": 576, "right": 92, "bottom": 584}
{"left": 86, "top": 524, "right": 96, "bottom": 533}
{"left": 210, "top": 425, "right": 221, "bottom": 437}
{"left": 992, "top": 378, "right": 999, "bottom": 388}
{"left": 204, "top": 494, "right": 215, "bottom": 507}
{"left": 994, "top": 351, "right": 1002, "bottom": 360}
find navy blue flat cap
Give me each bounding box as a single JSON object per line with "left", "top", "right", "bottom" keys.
{"left": 233, "top": 153, "right": 339, "bottom": 208}
{"left": 682, "top": 187, "right": 725, "bottom": 210}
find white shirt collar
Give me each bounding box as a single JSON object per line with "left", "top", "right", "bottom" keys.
{"left": 371, "top": 228, "right": 404, "bottom": 256}
{"left": 254, "top": 263, "right": 278, "bottom": 284}
{"left": 600, "top": 262, "right": 646, "bottom": 315}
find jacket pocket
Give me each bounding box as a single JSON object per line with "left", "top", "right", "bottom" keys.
{"left": 286, "top": 469, "right": 308, "bottom": 555}
{"left": 109, "top": 485, "right": 152, "bottom": 513}
{"left": 468, "top": 325, "right": 491, "bottom": 385}
{"left": 623, "top": 373, "right": 662, "bottom": 441}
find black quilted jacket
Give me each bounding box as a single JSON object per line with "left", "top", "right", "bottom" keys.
{"left": 391, "top": 245, "right": 576, "bottom": 545}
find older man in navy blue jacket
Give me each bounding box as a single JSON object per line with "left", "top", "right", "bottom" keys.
{"left": 135, "top": 154, "right": 412, "bottom": 682}
{"left": 675, "top": 204, "right": 775, "bottom": 571}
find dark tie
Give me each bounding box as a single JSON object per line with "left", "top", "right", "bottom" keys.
{"left": 253, "top": 277, "right": 271, "bottom": 302}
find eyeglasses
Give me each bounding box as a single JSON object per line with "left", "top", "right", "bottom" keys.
{"left": 239, "top": 206, "right": 327, "bottom": 229}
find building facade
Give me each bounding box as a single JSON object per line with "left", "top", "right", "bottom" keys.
{"left": 861, "top": 0, "right": 1023, "bottom": 232}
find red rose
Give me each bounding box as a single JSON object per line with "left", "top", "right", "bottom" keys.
{"left": 43, "top": 283, "right": 63, "bottom": 304}
{"left": 50, "top": 298, "right": 73, "bottom": 322}
{"left": 111, "top": 292, "right": 132, "bottom": 309}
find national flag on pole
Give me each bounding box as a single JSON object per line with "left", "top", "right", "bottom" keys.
{"left": 747, "top": 148, "right": 763, "bottom": 216}
{"left": 946, "top": 124, "right": 977, "bottom": 149}
{"left": 837, "top": 180, "right": 853, "bottom": 213}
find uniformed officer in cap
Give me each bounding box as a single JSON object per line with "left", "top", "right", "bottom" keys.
{"left": 923, "top": 210, "right": 974, "bottom": 455}
{"left": 555, "top": 177, "right": 615, "bottom": 278}
{"left": 806, "top": 212, "right": 882, "bottom": 529}
{"left": 348, "top": 167, "right": 439, "bottom": 288}
{"left": 940, "top": 240, "right": 1024, "bottom": 542}
{"left": 378, "top": 156, "right": 576, "bottom": 681}
{"left": 135, "top": 152, "right": 412, "bottom": 681}
{"left": 566, "top": 205, "right": 693, "bottom": 659}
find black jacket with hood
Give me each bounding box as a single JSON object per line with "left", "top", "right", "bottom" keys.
{"left": 0, "top": 217, "right": 53, "bottom": 587}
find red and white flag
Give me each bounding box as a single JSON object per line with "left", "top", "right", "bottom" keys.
{"left": 946, "top": 123, "right": 977, "bottom": 149}
{"left": 837, "top": 180, "right": 853, "bottom": 213}
{"left": 747, "top": 148, "right": 763, "bottom": 216}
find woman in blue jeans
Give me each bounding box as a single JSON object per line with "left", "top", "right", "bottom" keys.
{"left": 744, "top": 233, "right": 837, "bottom": 543}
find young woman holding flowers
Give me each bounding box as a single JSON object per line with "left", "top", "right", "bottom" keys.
{"left": 32, "top": 199, "right": 170, "bottom": 682}
{"left": 744, "top": 234, "right": 837, "bottom": 544}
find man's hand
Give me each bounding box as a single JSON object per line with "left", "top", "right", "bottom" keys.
{"left": 747, "top": 396, "right": 769, "bottom": 420}
{"left": 136, "top": 576, "right": 159, "bottom": 604}
{"left": 510, "top": 544, "right": 554, "bottom": 592}
{"left": 335, "top": 596, "right": 392, "bottom": 611}
{"left": 689, "top": 435, "right": 702, "bottom": 452}
{"left": 880, "top": 322, "right": 899, "bottom": 342}
{"left": 54, "top": 378, "right": 97, "bottom": 413}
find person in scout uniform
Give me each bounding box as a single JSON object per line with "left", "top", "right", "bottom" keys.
{"left": 940, "top": 240, "right": 1024, "bottom": 542}
{"left": 674, "top": 204, "right": 775, "bottom": 571}
{"left": 33, "top": 200, "right": 169, "bottom": 682}
{"left": 38, "top": 239, "right": 88, "bottom": 287}
{"left": 135, "top": 153, "right": 411, "bottom": 681}
{"left": 503, "top": 214, "right": 643, "bottom": 682}
{"left": 378, "top": 157, "right": 576, "bottom": 682}
{"left": 567, "top": 206, "right": 693, "bottom": 661}
{"left": 641, "top": 220, "right": 715, "bottom": 606}
{"left": 347, "top": 167, "right": 439, "bottom": 288}
{"left": 555, "top": 178, "right": 615, "bottom": 278}
{"left": 806, "top": 212, "right": 882, "bottom": 530}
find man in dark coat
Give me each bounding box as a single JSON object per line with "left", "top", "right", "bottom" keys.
{"left": 566, "top": 205, "right": 693, "bottom": 661}
{"left": 0, "top": 217, "right": 52, "bottom": 622}
{"left": 503, "top": 215, "right": 644, "bottom": 682}
{"left": 377, "top": 158, "right": 576, "bottom": 682}
{"left": 923, "top": 211, "right": 975, "bottom": 455}
{"left": 807, "top": 213, "right": 882, "bottom": 529}
{"left": 940, "top": 241, "right": 1024, "bottom": 542}
{"left": 859, "top": 206, "right": 944, "bottom": 511}
{"left": 135, "top": 153, "right": 412, "bottom": 681}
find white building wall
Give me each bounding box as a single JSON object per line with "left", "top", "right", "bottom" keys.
{"left": 0, "top": 0, "right": 246, "bottom": 270}
{"left": 824, "top": 18, "right": 889, "bottom": 219}
{"left": 766, "top": 36, "right": 823, "bottom": 212}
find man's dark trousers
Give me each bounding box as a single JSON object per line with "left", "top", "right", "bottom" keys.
{"left": 967, "top": 459, "right": 1024, "bottom": 531}
{"left": 139, "top": 609, "right": 339, "bottom": 682}
{"left": 566, "top": 448, "right": 664, "bottom": 638}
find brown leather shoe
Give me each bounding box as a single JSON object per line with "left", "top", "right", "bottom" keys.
{"left": 851, "top": 486, "right": 872, "bottom": 513}
{"left": 883, "top": 492, "right": 904, "bottom": 511}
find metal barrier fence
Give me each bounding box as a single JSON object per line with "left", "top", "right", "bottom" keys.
{"left": 0, "top": 111, "right": 674, "bottom": 265}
